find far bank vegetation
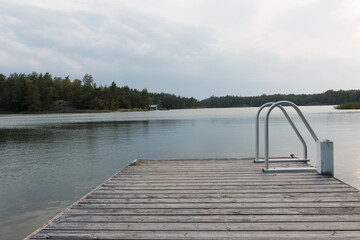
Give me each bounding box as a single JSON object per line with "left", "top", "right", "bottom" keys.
{"left": 335, "top": 102, "right": 360, "bottom": 109}
{"left": 0, "top": 72, "right": 198, "bottom": 112}
{"left": 1, "top": 72, "right": 360, "bottom": 112}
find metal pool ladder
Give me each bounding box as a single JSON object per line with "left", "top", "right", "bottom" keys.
{"left": 255, "top": 100, "right": 320, "bottom": 173}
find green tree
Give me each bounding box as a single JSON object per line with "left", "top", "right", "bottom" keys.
{"left": 82, "top": 73, "right": 94, "bottom": 87}
{"left": 0, "top": 74, "right": 6, "bottom": 110}
{"left": 23, "top": 79, "right": 41, "bottom": 111}
{"left": 70, "top": 79, "right": 82, "bottom": 108}
{"left": 79, "top": 74, "right": 94, "bottom": 108}
{"left": 139, "top": 89, "right": 150, "bottom": 109}
{"left": 37, "top": 72, "right": 53, "bottom": 109}
{"left": 7, "top": 73, "right": 26, "bottom": 111}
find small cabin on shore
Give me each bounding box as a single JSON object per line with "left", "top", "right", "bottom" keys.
{"left": 149, "top": 105, "right": 157, "bottom": 111}
{"left": 50, "top": 100, "right": 73, "bottom": 111}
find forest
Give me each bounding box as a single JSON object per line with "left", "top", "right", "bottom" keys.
{"left": 0, "top": 72, "right": 199, "bottom": 112}
{"left": 200, "top": 90, "right": 360, "bottom": 108}
{"left": 1, "top": 72, "right": 360, "bottom": 112}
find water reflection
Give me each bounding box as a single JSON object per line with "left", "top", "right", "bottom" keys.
{"left": 1, "top": 107, "right": 360, "bottom": 239}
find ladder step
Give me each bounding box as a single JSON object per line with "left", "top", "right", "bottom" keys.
{"left": 254, "top": 158, "right": 310, "bottom": 163}
{"left": 263, "top": 167, "right": 316, "bottom": 173}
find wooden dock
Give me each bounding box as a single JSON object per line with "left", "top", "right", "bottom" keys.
{"left": 27, "top": 158, "right": 360, "bottom": 239}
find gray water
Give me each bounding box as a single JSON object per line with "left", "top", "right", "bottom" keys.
{"left": 1, "top": 106, "right": 360, "bottom": 239}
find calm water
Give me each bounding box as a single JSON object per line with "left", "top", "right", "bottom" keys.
{"left": 1, "top": 106, "right": 360, "bottom": 239}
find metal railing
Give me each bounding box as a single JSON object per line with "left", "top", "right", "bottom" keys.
{"left": 255, "top": 102, "right": 309, "bottom": 163}
{"left": 256, "top": 101, "right": 318, "bottom": 173}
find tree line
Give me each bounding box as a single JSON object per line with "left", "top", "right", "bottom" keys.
{"left": 0, "top": 72, "right": 200, "bottom": 112}
{"left": 1, "top": 72, "right": 360, "bottom": 112}
{"left": 200, "top": 90, "right": 360, "bottom": 108}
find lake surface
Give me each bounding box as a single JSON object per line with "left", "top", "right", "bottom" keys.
{"left": 1, "top": 106, "right": 360, "bottom": 239}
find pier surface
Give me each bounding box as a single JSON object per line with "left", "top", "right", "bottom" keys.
{"left": 27, "top": 158, "right": 360, "bottom": 239}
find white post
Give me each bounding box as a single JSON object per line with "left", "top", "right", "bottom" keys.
{"left": 316, "top": 140, "right": 334, "bottom": 176}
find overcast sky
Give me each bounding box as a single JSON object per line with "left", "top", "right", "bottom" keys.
{"left": 1, "top": 0, "right": 360, "bottom": 99}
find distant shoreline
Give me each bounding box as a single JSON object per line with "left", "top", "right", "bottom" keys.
{"left": 2, "top": 72, "right": 360, "bottom": 113}
{"left": 335, "top": 103, "right": 360, "bottom": 110}
{"left": 0, "top": 105, "right": 342, "bottom": 115}
{"left": 0, "top": 108, "right": 149, "bottom": 114}
{"left": 2, "top": 103, "right": 355, "bottom": 114}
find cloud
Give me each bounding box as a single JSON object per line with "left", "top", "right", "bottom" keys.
{"left": 1, "top": 0, "right": 360, "bottom": 99}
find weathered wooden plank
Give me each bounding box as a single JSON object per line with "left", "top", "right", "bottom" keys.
{"left": 114, "top": 176, "right": 327, "bottom": 180}
{"left": 94, "top": 188, "right": 357, "bottom": 194}
{"left": 133, "top": 158, "right": 304, "bottom": 164}
{"left": 133, "top": 161, "right": 304, "bottom": 164}
{"left": 122, "top": 161, "right": 307, "bottom": 167}
{"left": 101, "top": 183, "right": 347, "bottom": 189}
{"left": 107, "top": 181, "right": 338, "bottom": 186}
{"left": 30, "top": 230, "right": 360, "bottom": 240}
{"left": 65, "top": 207, "right": 360, "bottom": 215}
{"left": 123, "top": 166, "right": 308, "bottom": 171}
{"left": 108, "top": 177, "right": 338, "bottom": 183}
{"left": 124, "top": 166, "right": 308, "bottom": 171}
{"left": 44, "top": 221, "right": 360, "bottom": 231}
{"left": 113, "top": 174, "right": 330, "bottom": 179}
{"left": 56, "top": 214, "right": 360, "bottom": 223}
{"left": 82, "top": 196, "right": 360, "bottom": 203}
{"left": 87, "top": 192, "right": 360, "bottom": 199}
{"left": 105, "top": 181, "right": 342, "bottom": 187}
{"left": 119, "top": 172, "right": 315, "bottom": 176}
{"left": 73, "top": 202, "right": 360, "bottom": 209}
{"left": 113, "top": 170, "right": 325, "bottom": 175}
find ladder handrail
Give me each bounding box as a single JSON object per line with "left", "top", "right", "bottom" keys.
{"left": 255, "top": 102, "right": 307, "bottom": 161}
{"left": 264, "top": 101, "right": 319, "bottom": 170}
